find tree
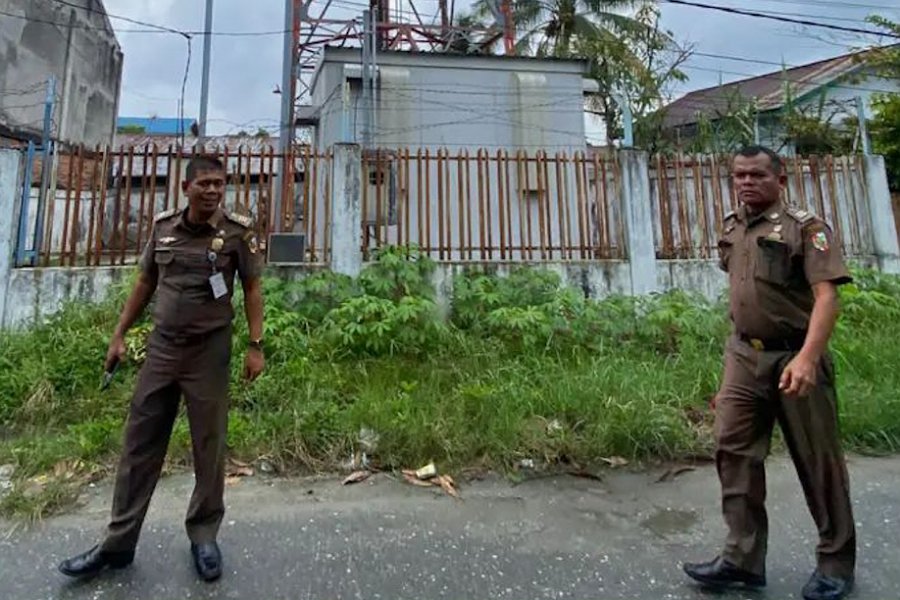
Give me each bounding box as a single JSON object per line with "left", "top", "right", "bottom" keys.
{"left": 464, "top": 0, "right": 644, "bottom": 57}
{"left": 778, "top": 87, "right": 857, "bottom": 156}
{"left": 859, "top": 16, "right": 900, "bottom": 190}
{"left": 580, "top": 3, "right": 691, "bottom": 149}
{"left": 861, "top": 16, "right": 900, "bottom": 79}
{"left": 116, "top": 125, "right": 146, "bottom": 135}
{"left": 675, "top": 87, "right": 759, "bottom": 154}
{"left": 458, "top": 0, "right": 691, "bottom": 146}
{"left": 871, "top": 95, "right": 900, "bottom": 191}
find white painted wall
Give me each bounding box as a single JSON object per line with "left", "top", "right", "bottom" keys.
{"left": 311, "top": 48, "right": 588, "bottom": 153}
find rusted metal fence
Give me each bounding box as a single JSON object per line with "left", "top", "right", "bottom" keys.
{"left": 649, "top": 154, "right": 875, "bottom": 259}
{"left": 17, "top": 144, "right": 331, "bottom": 267}
{"left": 360, "top": 149, "right": 626, "bottom": 261}
{"left": 16, "top": 145, "right": 877, "bottom": 269}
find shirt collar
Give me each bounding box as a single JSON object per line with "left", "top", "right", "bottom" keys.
{"left": 740, "top": 201, "right": 784, "bottom": 227}
{"left": 176, "top": 207, "right": 224, "bottom": 232}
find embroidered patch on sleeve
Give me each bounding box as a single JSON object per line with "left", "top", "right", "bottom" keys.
{"left": 811, "top": 230, "right": 829, "bottom": 252}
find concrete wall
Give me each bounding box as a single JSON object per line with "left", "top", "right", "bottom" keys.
{"left": 0, "top": 260, "right": 703, "bottom": 330}
{"left": 0, "top": 145, "right": 894, "bottom": 330}
{"left": 0, "top": 0, "right": 122, "bottom": 145}
{"left": 3, "top": 254, "right": 887, "bottom": 330}
{"left": 4, "top": 265, "right": 129, "bottom": 327}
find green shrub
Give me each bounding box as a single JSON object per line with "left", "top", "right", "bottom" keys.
{"left": 1, "top": 250, "right": 899, "bottom": 520}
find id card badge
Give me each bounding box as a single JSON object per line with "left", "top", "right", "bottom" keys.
{"left": 209, "top": 272, "right": 228, "bottom": 299}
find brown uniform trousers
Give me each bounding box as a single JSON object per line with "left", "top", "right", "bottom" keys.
{"left": 716, "top": 336, "right": 855, "bottom": 579}
{"left": 100, "top": 207, "right": 261, "bottom": 553}
{"left": 101, "top": 326, "right": 231, "bottom": 552}
{"left": 715, "top": 201, "right": 856, "bottom": 580}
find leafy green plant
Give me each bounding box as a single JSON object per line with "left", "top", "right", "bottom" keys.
{"left": 318, "top": 295, "right": 447, "bottom": 357}
{"left": 357, "top": 245, "right": 436, "bottom": 301}
{"left": 2, "top": 252, "right": 900, "bottom": 521}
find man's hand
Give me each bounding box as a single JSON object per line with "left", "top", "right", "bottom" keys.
{"left": 106, "top": 334, "right": 126, "bottom": 372}
{"left": 779, "top": 353, "right": 817, "bottom": 398}
{"left": 243, "top": 348, "right": 265, "bottom": 382}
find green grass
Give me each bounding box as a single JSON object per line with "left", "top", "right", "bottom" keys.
{"left": 1, "top": 247, "right": 899, "bottom": 519}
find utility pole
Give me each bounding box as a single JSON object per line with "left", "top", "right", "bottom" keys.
{"left": 275, "top": 0, "right": 296, "bottom": 233}
{"left": 29, "top": 77, "right": 56, "bottom": 266}
{"left": 856, "top": 96, "right": 872, "bottom": 155}
{"left": 361, "top": 10, "right": 372, "bottom": 148}
{"left": 198, "top": 0, "right": 214, "bottom": 144}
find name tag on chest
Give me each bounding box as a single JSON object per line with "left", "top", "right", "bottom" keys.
{"left": 209, "top": 272, "right": 228, "bottom": 299}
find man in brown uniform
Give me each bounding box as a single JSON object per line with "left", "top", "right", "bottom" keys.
{"left": 683, "top": 146, "right": 855, "bottom": 600}
{"left": 59, "top": 156, "right": 265, "bottom": 582}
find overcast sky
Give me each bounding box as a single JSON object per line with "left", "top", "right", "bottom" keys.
{"left": 103, "top": 0, "right": 900, "bottom": 136}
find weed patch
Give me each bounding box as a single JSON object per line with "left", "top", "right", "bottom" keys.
{"left": 1, "top": 248, "right": 899, "bottom": 519}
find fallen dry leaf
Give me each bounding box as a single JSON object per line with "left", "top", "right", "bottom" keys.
{"left": 342, "top": 470, "right": 372, "bottom": 485}
{"left": 225, "top": 458, "right": 255, "bottom": 478}
{"left": 567, "top": 469, "right": 603, "bottom": 482}
{"left": 434, "top": 475, "right": 461, "bottom": 499}
{"left": 655, "top": 466, "right": 696, "bottom": 483}
{"left": 601, "top": 456, "right": 629, "bottom": 468}
{"left": 402, "top": 472, "right": 435, "bottom": 488}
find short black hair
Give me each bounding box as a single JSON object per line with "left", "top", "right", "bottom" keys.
{"left": 734, "top": 145, "right": 784, "bottom": 175}
{"left": 185, "top": 156, "right": 225, "bottom": 182}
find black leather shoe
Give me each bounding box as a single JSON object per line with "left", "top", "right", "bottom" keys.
{"left": 191, "top": 542, "right": 222, "bottom": 582}
{"left": 683, "top": 556, "right": 766, "bottom": 588}
{"left": 58, "top": 545, "right": 134, "bottom": 578}
{"left": 802, "top": 570, "right": 853, "bottom": 600}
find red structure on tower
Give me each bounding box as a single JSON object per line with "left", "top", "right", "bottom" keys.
{"left": 286, "top": 0, "right": 516, "bottom": 139}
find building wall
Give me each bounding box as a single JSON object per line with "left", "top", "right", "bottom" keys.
{"left": 763, "top": 72, "right": 900, "bottom": 155}
{"left": 0, "top": 0, "right": 122, "bottom": 145}
{"left": 805, "top": 72, "right": 900, "bottom": 121}
{"left": 309, "top": 49, "right": 591, "bottom": 260}
{"left": 311, "top": 48, "right": 588, "bottom": 153}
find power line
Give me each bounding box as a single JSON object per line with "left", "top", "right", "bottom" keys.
{"left": 719, "top": 8, "right": 880, "bottom": 25}
{"left": 179, "top": 37, "right": 193, "bottom": 144}
{"left": 755, "top": 0, "right": 895, "bottom": 11}
{"left": 48, "top": 0, "right": 185, "bottom": 36}
{"left": 680, "top": 49, "right": 900, "bottom": 96}
{"left": 662, "top": 0, "right": 900, "bottom": 39}
{"left": 679, "top": 62, "right": 900, "bottom": 96}
{"left": 0, "top": 8, "right": 158, "bottom": 33}
{"left": 4, "top": 4, "right": 194, "bottom": 146}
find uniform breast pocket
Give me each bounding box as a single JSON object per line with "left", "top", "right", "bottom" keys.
{"left": 154, "top": 249, "right": 174, "bottom": 269}
{"left": 755, "top": 237, "right": 792, "bottom": 285}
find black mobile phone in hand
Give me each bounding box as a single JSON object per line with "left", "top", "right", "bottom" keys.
{"left": 101, "top": 357, "right": 120, "bottom": 391}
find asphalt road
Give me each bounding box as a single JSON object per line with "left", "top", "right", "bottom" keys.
{"left": 2, "top": 455, "right": 899, "bottom": 600}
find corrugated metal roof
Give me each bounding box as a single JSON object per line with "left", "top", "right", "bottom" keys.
{"left": 113, "top": 133, "right": 278, "bottom": 152}
{"left": 110, "top": 134, "right": 305, "bottom": 177}
{"left": 116, "top": 117, "right": 197, "bottom": 136}
{"left": 661, "top": 48, "right": 885, "bottom": 130}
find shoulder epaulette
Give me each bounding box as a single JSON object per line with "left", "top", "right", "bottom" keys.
{"left": 154, "top": 208, "right": 179, "bottom": 222}
{"left": 224, "top": 211, "right": 253, "bottom": 228}
{"left": 785, "top": 206, "right": 815, "bottom": 225}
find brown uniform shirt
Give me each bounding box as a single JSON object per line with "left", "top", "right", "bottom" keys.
{"left": 139, "top": 207, "right": 263, "bottom": 337}
{"left": 717, "top": 201, "right": 851, "bottom": 340}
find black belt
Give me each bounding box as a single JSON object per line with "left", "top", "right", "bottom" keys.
{"left": 155, "top": 326, "right": 228, "bottom": 346}
{"left": 738, "top": 332, "right": 806, "bottom": 352}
